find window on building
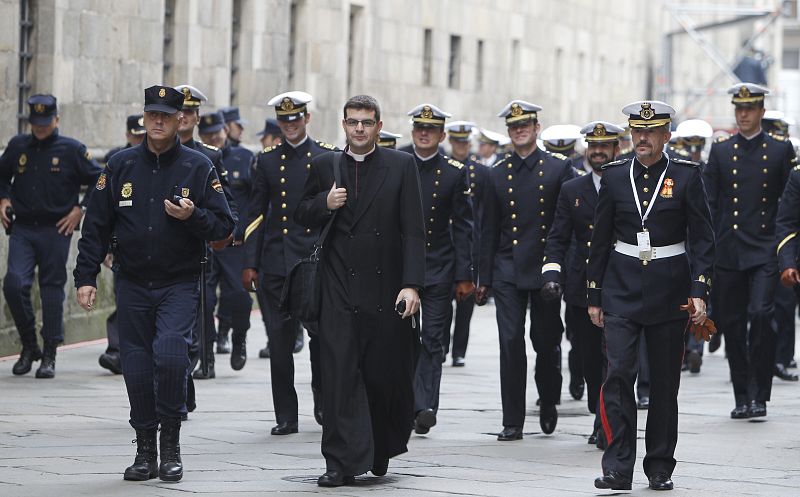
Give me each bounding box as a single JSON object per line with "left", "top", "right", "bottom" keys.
{"left": 448, "top": 35, "right": 461, "bottom": 89}
{"left": 783, "top": 48, "right": 800, "bottom": 70}
{"left": 289, "top": 1, "right": 299, "bottom": 85}
{"left": 347, "top": 4, "right": 364, "bottom": 94}
{"left": 423, "top": 28, "right": 433, "bottom": 86}
{"left": 476, "top": 39, "right": 484, "bottom": 91}
{"left": 18, "top": 0, "right": 35, "bottom": 134}
{"left": 163, "top": 0, "right": 176, "bottom": 83}
{"left": 230, "top": 0, "right": 242, "bottom": 104}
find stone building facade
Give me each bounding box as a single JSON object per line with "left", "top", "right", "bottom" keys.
{"left": 0, "top": 0, "right": 786, "bottom": 354}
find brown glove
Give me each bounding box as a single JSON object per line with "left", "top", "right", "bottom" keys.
{"left": 455, "top": 281, "right": 476, "bottom": 302}
{"left": 680, "top": 299, "right": 717, "bottom": 342}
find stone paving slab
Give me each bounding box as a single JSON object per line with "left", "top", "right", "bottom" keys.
{"left": 0, "top": 305, "right": 799, "bottom": 496}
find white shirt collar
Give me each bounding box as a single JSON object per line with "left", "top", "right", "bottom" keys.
{"left": 286, "top": 134, "right": 309, "bottom": 148}
{"left": 740, "top": 128, "right": 762, "bottom": 141}
{"left": 592, "top": 172, "right": 601, "bottom": 192}
{"left": 414, "top": 148, "right": 438, "bottom": 162}
{"left": 346, "top": 145, "right": 376, "bottom": 162}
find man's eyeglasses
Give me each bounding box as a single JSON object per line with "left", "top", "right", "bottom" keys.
{"left": 344, "top": 119, "right": 377, "bottom": 128}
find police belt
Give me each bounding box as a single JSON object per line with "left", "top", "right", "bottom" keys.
{"left": 614, "top": 241, "right": 686, "bottom": 260}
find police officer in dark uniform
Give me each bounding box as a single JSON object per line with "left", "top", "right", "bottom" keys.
{"left": 256, "top": 117, "right": 283, "bottom": 153}
{"left": 704, "top": 83, "right": 797, "bottom": 418}
{"left": 74, "top": 85, "right": 234, "bottom": 482}
{"left": 475, "top": 100, "right": 575, "bottom": 441}
{"left": 242, "top": 91, "right": 334, "bottom": 434}
{"left": 776, "top": 164, "right": 800, "bottom": 370}
{"left": 441, "top": 120, "right": 486, "bottom": 368}
{"left": 99, "top": 114, "right": 147, "bottom": 375}
{"left": 542, "top": 121, "right": 625, "bottom": 446}
{"left": 198, "top": 111, "right": 254, "bottom": 369}
{"left": 219, "top": 106, "right": 247, "bottom": 147}
{"left": 377, "top": 130, "right": 402, "bottom": 149}
{"left": 589, "top": 101, "right": 714, "bottom": 491}
{"left": 173, "top": 84, "right": 238, "bottom": 383}
{"left": 404, "top": 105, "right": 473, "bottom": 436}
{"left": 0, "top": 94, "right": 102, "bottom": 378}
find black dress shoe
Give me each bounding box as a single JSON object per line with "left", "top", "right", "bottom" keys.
{"left": 293, "top": 329, "right": 304, "bottom": 354}
{"left": 497, "top": 426, "right": 523, "bottom": 441}
{"left": 708, "top": 332, "right": 721, "bottom": 353}
{"left": 774, "top": 363, "right": 799, "bottom": 381}
{"left": 648, "top": 472, "right": 674, "bottom": 490}
{"left": 539, "top": 403, "right": 558, "bottom": 434}
{"left": 99, "top": 352, "right": 123, "bottom": 374}
{"left": 594, "top": 470, "right": 632, "bottom": 490}
{"left": 413, "top": 409, "right": 436, "bottom": 434}
{"left": 452, "top": 356, "right": 465, "bottom": 367}
{"left": 748, "top": 400, "right": 766, "bottom": 418}
{"left": 569, "top": 377, "right": 585, "bottom": 401}
{"left": 637, "top": 396, "right": 650, "bottom": 410}
{"left": 230, "top": 330, "right": 247, "bottom": 371}
{"left": 587, "top": 432, "right": 598, "bottom": 445}
{"left": 271, "top": 421, "right": 298, "bottom": 435}
{"left": 371, "top": 458, "right": 389, "bottom": 476}
{"left": 687, "top": 350, "right": 702, "bottom": 373}
{"left": 730, "top": 404, "right": 750, "bottom": 419}
{"left": 259, "top": 345, "right": 270, "bottom": 358}
{"left": 317, "top": 470, "right": 354, "bottom": 487}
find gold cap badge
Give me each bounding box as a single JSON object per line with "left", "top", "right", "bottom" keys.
{"left": 639, "top": 103, "right": 654, "bottom": 120}
{"left": 421, "top": 106, "right": 433, "bottom": 119}
{"left": 594, "top": 124, "right": 606, "bottom": 136}
{"left": 158, "top": 88, "right": 166, "bottom": 98}
{"left": 738, "top": 86, "right": 750, "bottom": 98}
{"left": 510, "top": 103, "right": 523, "bottom": 117}
{"left": 34, "top": 104, "right": 45, "bottom": 113}
{"left": 280, "top": 97, "right": 294, "bottom": 112}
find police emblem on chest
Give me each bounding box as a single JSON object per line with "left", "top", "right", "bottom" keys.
{"left": 660, "top": 178, "right": 674, "bottom": 198}
{"left": 121, "top": 182, "right": 133, "bottom": 198}
{"left": 17, "top": 153, "right": 27, "bottom": 173}
{"left": 50, "top": 157, "right": 60, "bottom": 172}
{"left": 181, "top": 187, "right": 190, "bottom": 197}
{"left": 574, "top": 198, "right": 580, "bottom": 207}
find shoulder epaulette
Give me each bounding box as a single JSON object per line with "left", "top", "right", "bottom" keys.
{"left": 573, "top": 167, "right": 587, "bottom": 176}
{"left": 715, "top": 135, "right": 730, "bottom": 143}
{"left": 671, "top": 157, "right": 700, "bottom": 167}
{"left": 260, "top": 145, "right": 277, "bottom": 154}
{"left": 201, "top": 143, "right": 220, "bottom": 152}
{"left": 549, "top": 152, "right": 568, "bottom": 161}
{"left": 601, "top": 158, "right": 627, "bottom": 170}
{"left": 447, "top": 158, "right": 464, "bottom": 169}
{"left": 769, "top": 133, "right": 787, "bottom": 142}
{"left": 793, "top": 164, "right": 800, "bottom": 171}
{"left": 316, "top": 140, "right": 336, "bottom": 150}
{"left": 669, "top": 146, "right": 690, "bottom": 157}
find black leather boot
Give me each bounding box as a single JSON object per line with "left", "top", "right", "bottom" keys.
{"left": 123, "top": 428, "right": 158, "bottom": 481}
{"left": 159, "top": 417, "right": 183, "bottom": 481}
{"left": 192, "top": 347, "right": 215, "bottom": 379}
{"left": 35, "top": 341, "right": 58, "bottom": 379}
{"left": 230, "top": 330, "right": 247, "bottom": 371}
{"left": 12, "top": 338, "right": 42, "bottom": 376}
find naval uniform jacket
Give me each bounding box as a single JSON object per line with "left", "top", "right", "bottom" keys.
{"left": 480, "top": 148, "right": 575, "bottom": 290}
{"left": 543, "top": 172, "right": 599, "bottom": 308}
{"left": 586, "top": 154, "right": 715, "bottom": 325}
{"left": 243, "top": 137, "right": 336, "bottom": 277}
{"left": 704, "top": 131, "right": 796, "bottom": 271}
{"left": 412, "top": 152, "right": 473, "bottom": 286}
{"left": 463, "top": 154, "right": 490, "bottom": 283}
{"left": 776, "top": 166, "right": 800, "bottom": 271}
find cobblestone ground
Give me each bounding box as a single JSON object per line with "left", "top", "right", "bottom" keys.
{"left": 1, "top": 305, "right": 799, "bottom": 496}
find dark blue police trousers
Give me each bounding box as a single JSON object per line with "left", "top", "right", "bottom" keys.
{"left": 3, "top": 224, "right": 71, "bottom": 344}
{"left": 116, "top": 278, "right": 198, "bottom": 430}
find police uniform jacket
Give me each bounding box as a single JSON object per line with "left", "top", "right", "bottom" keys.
{"left": 222, "top": 141, "right": 254, "bottom": 240}
{"left": 587, "top": 155, "right": 715, "bottom": 325}
{"left": 0, "top": 129, "right": 102, "bottom": 225}
{"left": 543, "top": 172, "right": 598, "bottom": 307}
{"left": 480, "top": 149, "right": 575, "bottom": 290}
{"left": 73, "top": 137, "right": 234, "bottom": 289}
{"left": 704, "top": 131, "right": 796, "bottom": 271}
{"left": 413, "top": 152, "right": 473, "bottom": 286}
{"left": 244, "top": 137, "right": 336, "bottom": 277}
{"left": 776, "top": 166, "right": 800, "bottom": 271}
{"left": 103, "top": 144, "right": 130, "bottom": 164}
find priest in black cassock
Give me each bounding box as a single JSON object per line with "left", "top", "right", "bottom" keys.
{"left": 295, "top": 95, "right": 425, "bottom": 487}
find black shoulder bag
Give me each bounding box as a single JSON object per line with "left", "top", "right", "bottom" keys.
{"left": 280, "top": 152, "right": 343, "bottom": 322}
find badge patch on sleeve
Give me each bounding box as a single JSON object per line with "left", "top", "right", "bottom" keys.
{"left": 96, "top": 173, "right": 107, "bottom": 190}
{"left": 211, "top": 179, "right": 223, "bottom": 193}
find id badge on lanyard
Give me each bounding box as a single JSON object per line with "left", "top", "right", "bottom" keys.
{"left": 629, "top": 156, "right": 670, "bottom": 262}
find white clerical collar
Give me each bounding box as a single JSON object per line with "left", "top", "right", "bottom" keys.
{"left": 286, "top": 134, "right": 309, "bottom": 148}
{"left": 740, "top": 128, "right": 762, "bottom": 141}
{"left": 414, "top": 148, "right": 438, "bottom": 162}
{"left": 346, "top": 145, "right": 375, "bottom": 162}
{"left": 592, "top": 171, "right": 601, "bottom": 192}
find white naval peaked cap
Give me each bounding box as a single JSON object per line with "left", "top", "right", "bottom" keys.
{"left": 675, "top": 119, "right": 713, "bottom": 139}
{"left": 540, "top": 124, "right": 582, "bottom": 144}
{"left": 174, "top": 84, "right": 208, "bottom": 108}
{"left": 497, "top": 100, "right": 542, "bottom": 124}
{"left": 407, "top": 103, "right": 451, "bottom": 126}
{"left": 580, "top": 121, "right": 625, "bottom": 142}
{"left": 446, "top": 121, "right": 477, "bottom": 140}
{"left": 268, "top": 91, "right": 313, "bottom": 121}
{"left": 478, "top": 128, "right": 505, "bottom": 145}
{"left": 727, "top": 82, "right": 769, "bottom": 104}
{"left": 622, "top": 100, "right": 676, "bottom": 128}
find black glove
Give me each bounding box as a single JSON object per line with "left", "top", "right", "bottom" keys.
{"left": 541, "top": 281, "right": 562, "bottom": 301}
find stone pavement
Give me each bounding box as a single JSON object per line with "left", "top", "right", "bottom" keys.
{"left": 1, "top": 305, "right": 799, "bottom": 497}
